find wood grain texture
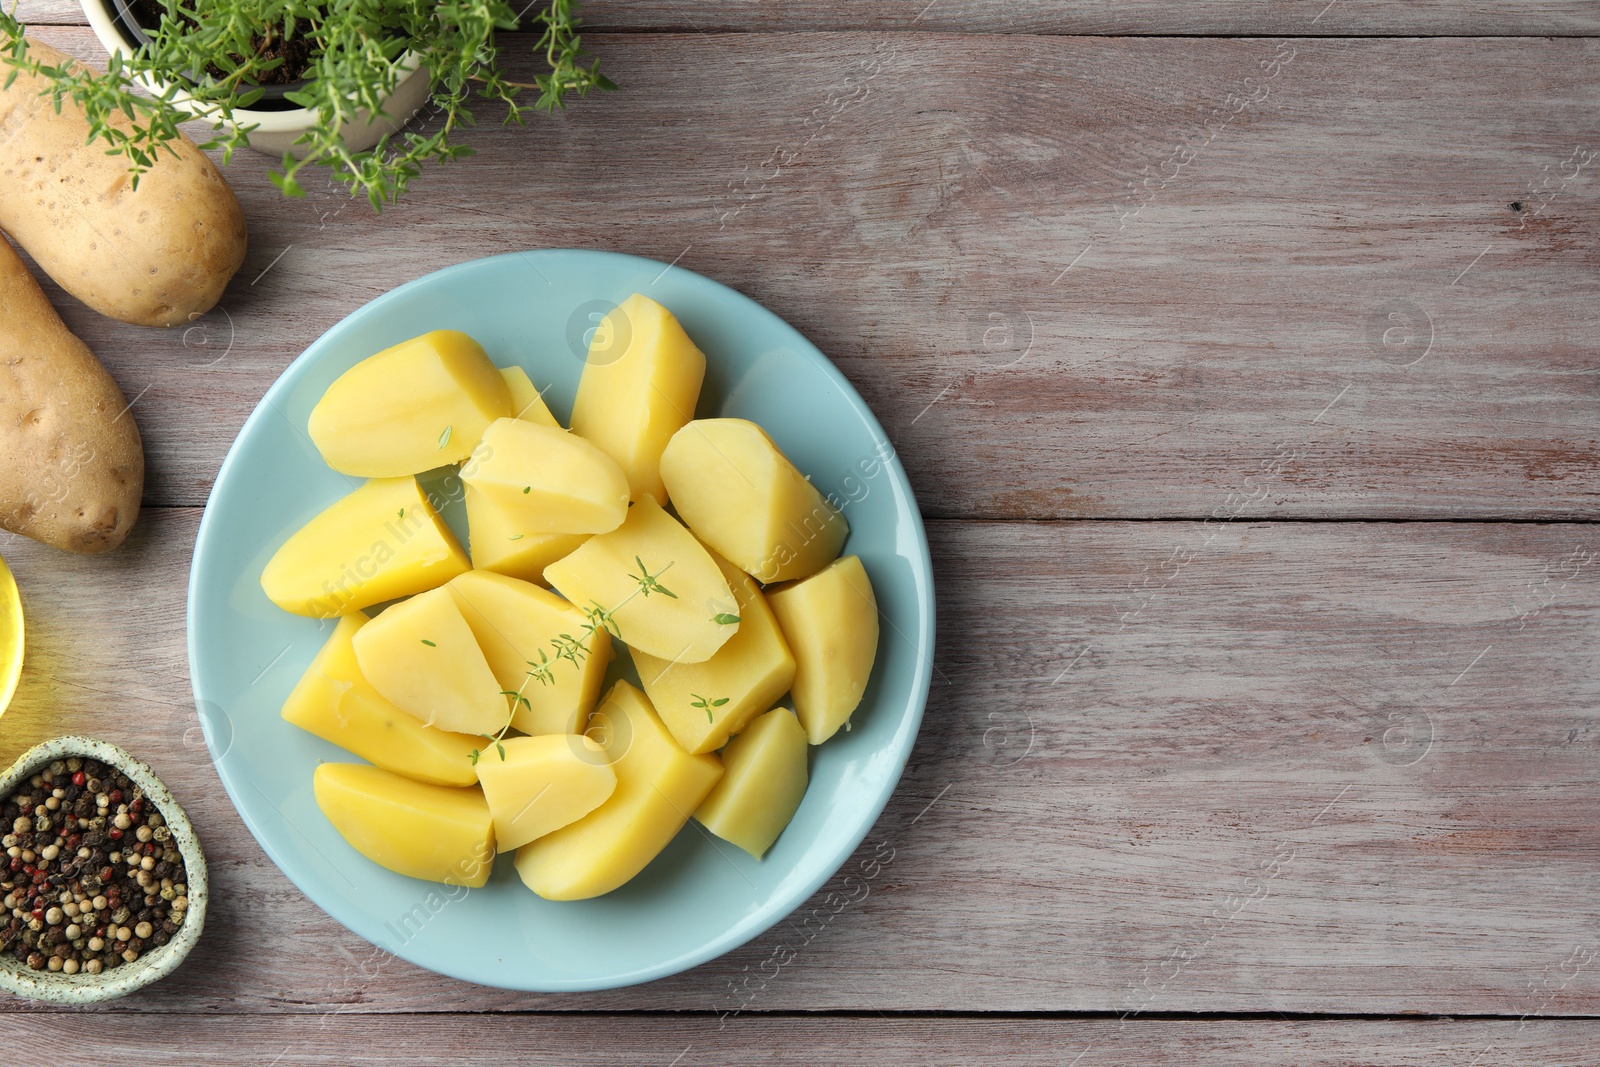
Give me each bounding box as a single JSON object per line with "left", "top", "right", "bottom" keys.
{"left": 1, "top": 509, "right": 1595, "bottom": 1014}
{"left": 14, "top": 0, "right": 1600, "bottom": 34}
{"left": 12, "top": 29, "right": 1599, "bottom": 521}
{"left": 2, "top": 1014, "right": 1598, "bottom": 1065}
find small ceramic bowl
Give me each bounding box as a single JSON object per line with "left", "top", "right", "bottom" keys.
{"left": 0, "top": 737, "right": 207, "bottom": 1003}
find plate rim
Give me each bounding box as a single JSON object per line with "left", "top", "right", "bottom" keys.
{"left": 186, "top": 248, "right": 935, "bottom": 991}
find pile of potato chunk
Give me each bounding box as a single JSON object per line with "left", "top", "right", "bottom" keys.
{"left": 264, "top": 294, "right": 880, "bottom": 899}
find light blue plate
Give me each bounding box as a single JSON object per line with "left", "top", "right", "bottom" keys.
{"left": 186, "top": 250, "right": 934, "bottom": 991}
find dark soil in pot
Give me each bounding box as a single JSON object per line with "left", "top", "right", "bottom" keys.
{"left": 102, "top": 0, "right": 315, "bottom": 111}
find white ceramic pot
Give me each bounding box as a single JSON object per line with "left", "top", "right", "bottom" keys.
{"left": 79, "top": 0, "right": 430, "bottom": 156}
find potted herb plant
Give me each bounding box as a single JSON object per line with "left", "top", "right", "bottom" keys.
{"left": 0, "top": 0, "right": 610, "bottom": 207}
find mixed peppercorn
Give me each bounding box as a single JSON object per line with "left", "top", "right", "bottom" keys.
{"left": 0, "top": 758, "right": 190, "bottom": 974}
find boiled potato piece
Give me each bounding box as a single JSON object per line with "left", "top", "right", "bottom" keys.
{"left": 463, "top": 484, "right": 589, "bottom": 585}
{"left": 351, "top": 587, "right": 508, "bottom": 735}
{"left": 766, "top": 555, "right": 880, "bottom": 744}
{"left": 260, "top": 477, "right": 471, "bottom": 617}
{"left": 0, "top": 37, "right": 247, "bottom": 327}
{"left": 308, "top": 330, "right": 511, "bottom": 478}
{"left": 694, "top": 706, "right": 808, "bottom": 858}
{"left": 569, "top": 294, "right": 706, "bottom": 503}
{"left": 544, "top": 495, "right": 739, "bottom": 664}
{"left": 446, "top": 569, "right": 612, "bottom": 735}
{"left": 314, "top": 763, "right": 494, "bottom": 886}
{"left": 661, "top": 418, "right": 848, "bottom": 583}
{"left": 633, "top": 551, "right": 795, "bottom": 754}
{"left": 0, "top": 235, "right": 143, "bottom": 553}
{"left": 514, "top": 681, "right": 723, "bottom": 900}
{"left": 282, "top": 614, "right": 482, "bottom": 786}
{"left": 475, "top": 734, "right": 616, "bottom": 851}
{"left": 499, "top": 366, "right": 560, "bottom": 427}
{"left": 463, "top": 418, "right": 629, "bottom": 535}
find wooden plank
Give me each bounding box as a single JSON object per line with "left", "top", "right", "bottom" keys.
{"left": 2, "top": 1014, "right": 1598, "bottom": 1064}
{"left": 1, "top": 509, "right": 1596, "bottom": 1013}
{"left": 579, "top": 1, "right": 1600, "bottom": 35}
{"left": 14, "top": 0, "right": 1600, "bottom": 35}
{"left": 12, "top": 29, "right": 1599, "bottom": 521}
{"left": 9, "top": 0, "right": 83, "bottom": 24}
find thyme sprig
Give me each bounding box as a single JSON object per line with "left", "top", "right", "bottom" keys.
{"left": 473, "top": 556, "right": 678, "bottom": 761}
{"left": 690, "top": 693, "right": 729, "bottom": 724}
{"left": 468, "top": 682, "right": 532, "bottom": 765}
{"left": 522, "top": 558, "right": 672, "bottom": 689}
{"left": 0, "top": 0, "right": 612, "bottom": 208}
{"left": 629, "top": 556, "right": 677, "bottom": 599}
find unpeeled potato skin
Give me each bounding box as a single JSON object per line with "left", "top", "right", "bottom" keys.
{"left": 0, "top": 36, "right": 247, "bottom": 327}
{"left": 0, "top": 235, "right": 143, "bottom": 553}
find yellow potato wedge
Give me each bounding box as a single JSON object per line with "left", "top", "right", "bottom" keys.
{"left": 259, "top": 477, "right": 470, "bottom": 617}
{"left": 314, "top": 762, "right": 494, "bottom": 887}
{"left": 281, "top": 614, "right": 482, "bottom": 786}
{"left": 766, "top": 555, "right": 880, "bottom": 744}
{"left": 514, "top": 681, "right": 722, "bottom": 900}
{"left": 694, "top": 706, "right": 808, "bottom": 858}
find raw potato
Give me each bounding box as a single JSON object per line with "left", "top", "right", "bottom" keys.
{"left": 543, "top": 495, "right": 740, "bottom": 664}
{"left": 463, "top": 484, "right": 588, "bottom": 585}
{"left": 0, "top": 236, "right": 142, "bottom": 552}
{"left": 280, "top": 614, "right": 482, "bottom": 787}
{"left": 694, "top": 706, "right": 808, "bottom": 858}
{"left": 313, "top": 763, "right": 495, "bottom": 886}
{"left": 308, "top": 330, "right": 511, "bottom": 477}
{"left": 661, "top": 418, "right": 848, "bottom": 583}
{"left": 766, "top": 555, "right": 880, "bottom": 745}
{"left": 569, "top": 294, "right": 706, "bottom": 503}
{"left": 447, "top": 569, "right": 612, "bottom": 735}
{"left": 633, "top": 550, "right": 795, "bottom": 755}
{"left": 475, "top": 733, "right": 616, "bottom": 852}
{"left": 351, "top": 587, "right": 507, "bottom": 736}
{"left": 499, "top": 366, "right": 560, "bottom": 427}
{"left": 259, "top": 477, "right": 470, "bottom": 616}
{"left": 463, "top": 418, "right": 630, "bottom": 534}
{"left": 514, "top": 681, "right": 723, "bottom": 900}
{"left": 0, "top": 37, "right": 247, "bottom": 326}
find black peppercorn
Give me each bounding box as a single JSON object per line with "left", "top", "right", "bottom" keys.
{"left": 0, "top": 760, "right": 188, "bottom": 975}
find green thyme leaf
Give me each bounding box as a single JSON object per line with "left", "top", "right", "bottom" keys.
{"left": 0, "top": 2, "right": 613, "bottom": 211}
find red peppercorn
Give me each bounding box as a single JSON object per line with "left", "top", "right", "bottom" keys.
{"left": 8, "top": 859, "right": 21, "bottom": 873}
{"left": 99, "top": 867, "right": 113, "bottom": 882}
{"left": 108, "top": 829, "right": 122, "bottom": 841}
{"left": 109, "top": 791, "right": 122, "bottom": 803}
{"left": 71, "top": 772, "right": 85, "bottom": 787}
{"left": 130, "top": 799, "right": 144, "bottom": 814}
{"left": 30, "top": 909, "right": 42, "bottom": 920}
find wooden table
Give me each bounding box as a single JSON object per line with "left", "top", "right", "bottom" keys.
{"left": 4, "top": 2, "right": 1599, "bottom": 1061}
